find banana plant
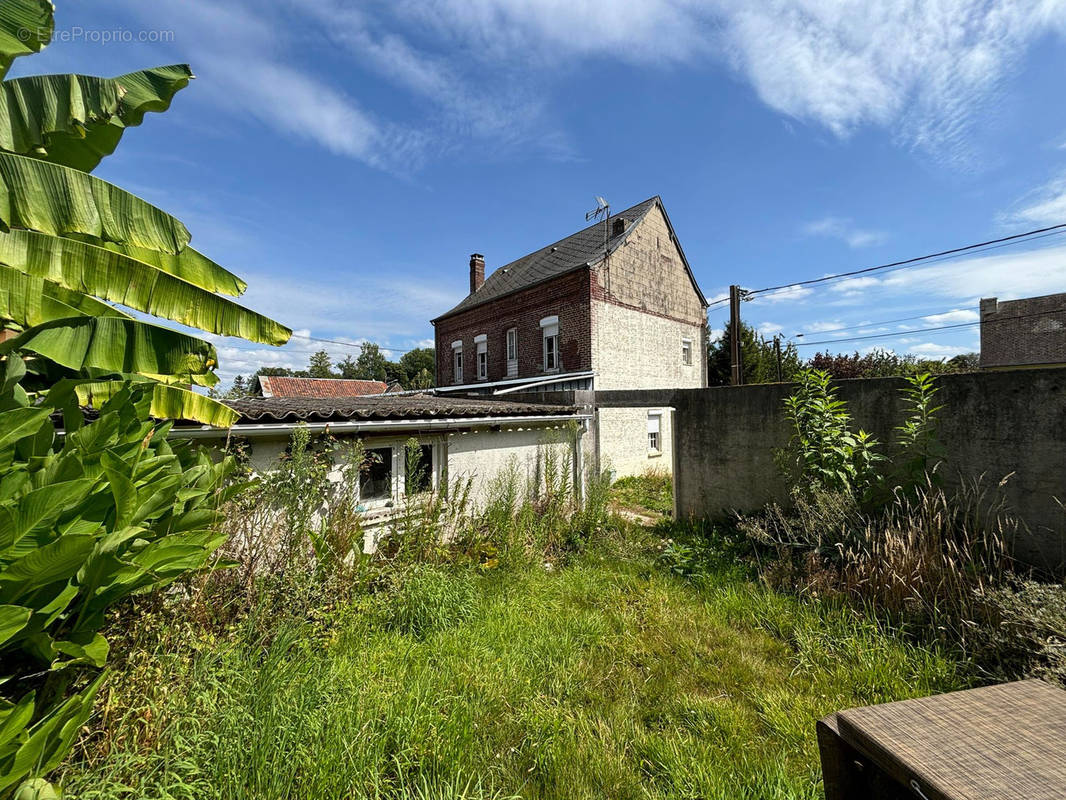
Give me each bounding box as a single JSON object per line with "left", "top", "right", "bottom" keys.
{"left": 0, "top": 357, "right": 239, "bottom": 795}
{"left": 0, "top": 0, "right": 291, "bottom": 425}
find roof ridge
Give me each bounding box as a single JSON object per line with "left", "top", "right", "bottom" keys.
{"left": 433, "top": 196, "right": 661, "bottom": 321}
{"left": 486, "top": 195, "right": 660, "bottom": 276}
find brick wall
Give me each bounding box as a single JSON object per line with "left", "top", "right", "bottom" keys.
{"left": 433, "top": 270, "right": 593, "bottom": 385}
{"left": 980, "top": 293, "right": 1066, "bottom": 368}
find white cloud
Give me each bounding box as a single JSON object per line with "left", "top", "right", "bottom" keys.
{"left": 111, "top": 0, "right": 1066, "bottom": 167}
{"left": 753, "top": 284, "right": 815, "bottom": 304}
{"left": 116, "top": 0, "right": 427, "bottom": 171}
{"left": 198, "top": 270, "right": 459, "bottom": 384}
{"left": 828, "top": 276, "right": 882, "bottom": 294}
{"left": 922, "top": 309, "right": 980, "bottom": 325}
{"left": 805, "top": 320, "right": 849, "bottom": 332}
{"left": 757, "top": 321, "right": 783, "bottom": 336}
{"left": 1001, "top": 171, "right": 1066, "bottom": 227}
{"left": 907, "top": 341, "right": 976, "bottom": 358}
{"left": 804, "top": 216, "right": 888, "bottom": 248}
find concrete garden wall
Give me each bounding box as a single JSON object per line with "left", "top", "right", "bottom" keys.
{"left": 599, "top": 368, "right": 1066, "bottom": 571}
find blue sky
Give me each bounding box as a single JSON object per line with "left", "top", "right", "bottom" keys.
{"left": 16, "top": 0, "right": 1066, "bottom": 384}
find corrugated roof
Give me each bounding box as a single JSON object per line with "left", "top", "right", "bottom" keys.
{"left": 224, "top": 393, "right": 580, "bottom": 424}
{"left": 433, "top": 197, "right": 660, "bottom": 320}
{"left": 258, "top": 376, "right": 387, "bottom": 398}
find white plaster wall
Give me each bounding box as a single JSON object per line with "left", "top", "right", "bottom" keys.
{"left": 597, "top": 406, "right": 673, "bottom": 479}
{"left": 591, "top": 300, "right": 705, "bottom": 391}
{"left": 445, "top": 424, "right": 578, "bottom": 510}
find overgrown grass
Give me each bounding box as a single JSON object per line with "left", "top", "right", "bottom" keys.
{"left": 611, "top": 469, "right": 673, "bottom": 516}
{"left": 58, "top": 527, "right": 963, "bottom": 800}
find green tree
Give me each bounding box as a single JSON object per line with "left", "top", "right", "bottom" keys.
{"left": 336, "top": 355, "right": 359, "bottom": 379}
{"left": 400, "top": 347, "right": 435, "bottom": 381}
{"left": 308, "top": 349, "right": 335, "bottom": 378}
{"left": 708, "top": 320, "right": 801, "bottom": 386}
{"left": 409, "top": 368, "right": 434, "bottom": 390}
{"left": 0, "top": 0, "right": 289, "bottom": 426}
{"left": 222, "top": 374, "right": 249, "bottom": 399}
{"left": 354, "top": 342, "right": 388, "bottom": 382}
{"left": 255, "top": 366, "right": 294, "bottom": 377}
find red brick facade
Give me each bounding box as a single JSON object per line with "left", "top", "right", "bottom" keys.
{"left": 434, "top": 269, "right": 593, "bottom": 385}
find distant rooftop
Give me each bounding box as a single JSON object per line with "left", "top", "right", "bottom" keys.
{"left": 256, "top": 376, "right": 387, "bottom": 399}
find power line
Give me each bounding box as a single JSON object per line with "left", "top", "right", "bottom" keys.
{"left": 287, "top": 333, "right": 412, "bottom": 354}
{"left": 793, "top": 304, "right": 1066, "bottom": 348}
{"left": 793, "top": 306, "right": 977, "bottom": 338}
{"left": 746, "top": 222, "right": 1066, "bottom": 299}
{"left": 216, "top": 334, "right": 420, "bottom": 355}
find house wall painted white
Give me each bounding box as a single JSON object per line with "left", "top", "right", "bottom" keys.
{"left": 226, "top": 418, "right": 585, "bottom": 550}
{"left": 590, "top": 204, "right": 706, "bottom": 478}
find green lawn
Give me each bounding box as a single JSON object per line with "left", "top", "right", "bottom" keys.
{"left": 59, "top": 532, "right": 964, "bottom": 800}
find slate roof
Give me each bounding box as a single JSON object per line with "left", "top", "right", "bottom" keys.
{"left": 434, "top": 197, "right": 670, "bottom": 321}
{"left": 223, "top": 393, "right": 580, "bottom": 424}
{"left": 257, "top": 376, "right": 387, "bottom": 398}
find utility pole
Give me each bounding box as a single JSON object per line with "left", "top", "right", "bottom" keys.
{"left": 774, "top": 335, "right": 783, "bottom": 382}
{"left": 729, "top": 284, "right": 743, "bottom": 386}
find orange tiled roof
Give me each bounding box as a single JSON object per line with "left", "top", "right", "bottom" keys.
{"left": 257, "top": 376, "right": 388, "bottom": 399}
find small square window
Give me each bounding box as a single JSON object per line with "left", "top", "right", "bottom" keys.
{"left": 360, "top": 447, "right": 392, "bottom": 500}
{"left": 647, "top": 413, "right": 662, "bottom": 454}
{"left": 682, "top": 338, "right": 692, "bottom": 366}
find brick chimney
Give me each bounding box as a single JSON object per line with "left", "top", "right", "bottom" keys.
{"left": 469, "top": 253, "right": 485, "bottom": 294}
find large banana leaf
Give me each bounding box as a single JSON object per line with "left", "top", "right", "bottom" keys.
{"left": 0, "top": 0, "right": 53, "bottom": 81}
{"left": 0, "top": 265, "right": 129, "bottom": 327}
{"left": 0, "top": 316, "right": 218, "bottom": 377}
{"left": 0, "top": 230, "right": 291, "bottom": 344}
{"left": 0, "top": 152, "right": 190, "bottom": 253}
{"left": 0, "top": 73, "right": 123, "bottom": 158}
{"left": 75, "top": 381, "right": 238, "bottom": 427}
{"left": 29, "top": 65, "right": 195, "bottom": 173}
{"left": 86, "top": 238, "right": 247, "bottom": 297}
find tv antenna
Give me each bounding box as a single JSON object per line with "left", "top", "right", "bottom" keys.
{"left": 586, "top": 195, "right": 612, "bottom": 294}
{"left": 586, "top": 196, "right": 609, "bottom": 223}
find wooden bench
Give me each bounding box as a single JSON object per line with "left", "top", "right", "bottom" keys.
{"left": 818, "top": 680, "right": 1066, "bottom": 800}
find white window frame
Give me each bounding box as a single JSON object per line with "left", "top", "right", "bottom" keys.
{"left": 355, "top": 437, "right": 443, "bottom": 509}
{"left": 540, "top": 316, "right": 559, "bottom": 373}
{"left": 647, "top": 410, "right": 662, "bottom": 455}
{"left": 475, "top": 334, "right": 488, "bottom": 381}
{"left": 682, "top": 338, "right": 693, "bottom": 366}
{"left": 451, "top": 340, "right": 463, "bottom": 385}
{"left": 506, "top": 327, "right": 518, "bottom": 376}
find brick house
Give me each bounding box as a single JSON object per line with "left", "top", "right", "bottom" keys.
{"left": 431, "top": 196, "right": 708, "bottom": 476}
{"left": 980, "top": 293, "right": 1066, "bottom": 369}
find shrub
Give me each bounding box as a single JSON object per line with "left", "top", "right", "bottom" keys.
{"left": 970, "top": 581, "right": 1066, "bottom": 686}
{"left": 780, "top": 369, "right": 881, "bottom": 499}
{"left": 0, "top": 367, "right": 234, "bottom": 796}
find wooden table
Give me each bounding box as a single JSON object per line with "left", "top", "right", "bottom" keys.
{"left": 818, "top": 680, "right": 1066, "bottom": 800}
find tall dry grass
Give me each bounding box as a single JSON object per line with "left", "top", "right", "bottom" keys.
{"left": 741, "top": 472, "right": 1019, "bottom": 652}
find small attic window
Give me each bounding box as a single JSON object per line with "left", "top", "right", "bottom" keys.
{"left": 612, "top": 218, "right": 628, "bottom": 237}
